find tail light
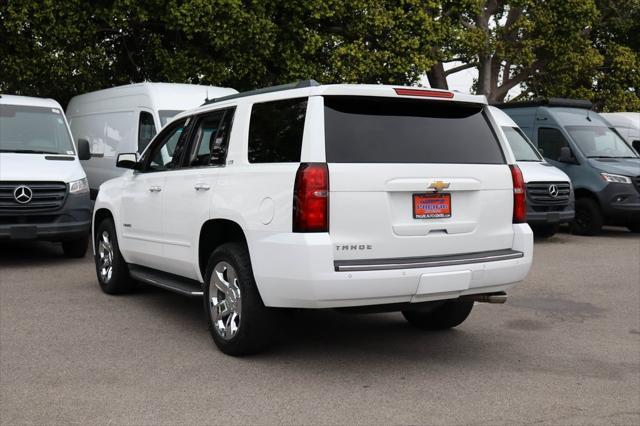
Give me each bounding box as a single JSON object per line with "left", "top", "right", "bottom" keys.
{"left": 510, "top": 164, "right": 526, "bottom": 223}
{"left": 293, "top": 163, "right": 329, "bottom": 232}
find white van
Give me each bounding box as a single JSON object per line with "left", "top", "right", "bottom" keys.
{"left": 600, "top": 112, "right": 640, "bottom": 153}
{"left": 66, "top": 83, "right": 237, "bottom": 195}
{"left": 488, "top": 106, "right": 574, "bottom": 237}
{"left": 0, "top": 94, "right": 92, "bottom": 257}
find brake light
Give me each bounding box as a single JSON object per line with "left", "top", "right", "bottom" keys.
{"left": 510, "top": 164, "right": 526, "bottom": 223}
{"left": 293, "top": 163, "right": 329, "bottom": 232}
{"left": 394, "top": 88, "right": 454, "bottom": 99}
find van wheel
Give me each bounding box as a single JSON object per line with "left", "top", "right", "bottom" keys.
{"left": 94, "top": 218, "right": 134, "bottom": 294}
{"left": 62, "top": 236, "right": 88, "bottom": 258}
{"left": 402, "top": 300, "right": 474, "bottom": 330}
{"left": 572, "top": 198, "right": 603, "bottom": 236}
{"left": 531, "top": 224, "right": 559, "bottom": 238}
{"left": 204, "top": 242, "right": 279, "bottom": 356}
{"left": 627, "top": 224, "right": 640, "bottom": 233}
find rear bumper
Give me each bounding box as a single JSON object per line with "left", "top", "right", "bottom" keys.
{"left": 251, "top": 224, "right": 533, "bottom": 309}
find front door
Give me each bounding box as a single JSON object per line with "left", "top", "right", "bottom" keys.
{"left": 119, "top": 117, "right": 191, "bottom": 270}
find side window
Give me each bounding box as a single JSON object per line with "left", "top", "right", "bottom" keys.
{"left": 538, "top": 127, "right": 570, "bottom": 161}
{"left": 138, "top": 111, "right": 157, "bottom": 153}
{"left": 187, "top": 108, "right": 235, "bottom": 167}
{"left": 248, "top": 98, "right": 307, "bottom": 163}
{"left": 145, "top": 119, "right": 190, "bottom": 172}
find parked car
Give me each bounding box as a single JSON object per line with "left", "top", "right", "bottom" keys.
{"left": 600, "top": 112, "right": 640, "bottom": 153}
{"left": 498, "top": 98, "right": 640, "bottom": 235}
{"left": 92, "top": 81, "right": 533, "bottom": 355}
{"left": 0, "top": 94, "right": 92, "bottom": 257}
{"left": 66, "top": 82, "right": 237, "bottom": 197}
{"left": 488, "top": 106, "right": 574, "bottom": 237}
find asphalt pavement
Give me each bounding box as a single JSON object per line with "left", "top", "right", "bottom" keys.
{"left": 1, "top": 228, "right": 639, "bottom": 425}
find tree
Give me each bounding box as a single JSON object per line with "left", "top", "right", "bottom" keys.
{"left": 526, "top": 0, "right": 640, "bottom": 111}
{"left": 0, "top": 0, "right": 444, "bottom": 107}
{"left": 426, "top": 0, "right": 602, "bottom": 104}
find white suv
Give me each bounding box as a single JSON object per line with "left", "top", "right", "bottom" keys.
{"left": 92, "top": 81, "right": 533, "bottom": 355}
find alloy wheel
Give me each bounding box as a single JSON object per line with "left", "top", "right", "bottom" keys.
{"left": 97, "top": 231, "right": 114, "bottom": 282}
{"left": 209, "top": 261, "right": 242, "bottom": 340}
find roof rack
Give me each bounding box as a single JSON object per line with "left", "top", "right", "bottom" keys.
{"left": 203, "top": 80, "right": 320, "bottom": 105}
{"left": 494, "top": 97, "right": 593, "bottom": 110}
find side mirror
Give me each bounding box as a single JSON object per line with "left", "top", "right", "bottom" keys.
{"left": 558, "top": 146, "right": 577, "bottom": 164}
{"left": 210, "top": 145, "right": 227, "bottom": 165}
{"left": 116, "top": 153, "right": 140, "bottom": 169}
{"left": 77, "top": 139, "right": 91, "bottom": 161}
{"left": 632, "top": 140, "right": 640, "bottom": 154}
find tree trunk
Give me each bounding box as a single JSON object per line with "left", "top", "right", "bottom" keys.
{"left": 426, "top": 62, "right": 448, "bottom": 89}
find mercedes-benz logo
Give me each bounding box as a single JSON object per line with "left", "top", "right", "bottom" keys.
{"left": 548, "top": 184, "right": 559, "bottom": 198}
{"left": 13, "top": 185, "right": 33, "bottom": 204}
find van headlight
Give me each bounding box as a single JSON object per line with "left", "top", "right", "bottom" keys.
{"left": 600, "top": 173, "right": 632, "bottom": 184}
{"left": 69, "top": 178, "right": 90, "bottom": 194}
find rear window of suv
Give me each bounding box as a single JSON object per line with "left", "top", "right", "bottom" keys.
{"left": 324, "top": 96, "right": 504, "bottom": 164}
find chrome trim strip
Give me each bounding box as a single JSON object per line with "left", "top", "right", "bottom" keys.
{"left": 334, "top": 249, "right": 524, "bottom": 272}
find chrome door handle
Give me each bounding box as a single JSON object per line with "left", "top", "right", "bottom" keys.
{"left": 194, "top": 183, "right": 210, "bottom": 191}
{"left": 149, "top": 185, "right": 162, "bottom": 193}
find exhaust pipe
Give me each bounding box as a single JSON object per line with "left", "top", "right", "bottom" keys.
{"left": 464, "top": 291, "right": 507, "bottom": 304}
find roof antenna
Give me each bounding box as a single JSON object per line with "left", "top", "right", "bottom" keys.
{"left": 205, "top": 89, "right": 210, "bottom": 104}
{"left": 587, "top": 109, "right": 592, "bottom": 122}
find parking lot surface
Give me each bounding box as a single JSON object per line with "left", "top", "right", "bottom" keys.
{"left": 1, "top": 229, "right": 639, "bottom": 425}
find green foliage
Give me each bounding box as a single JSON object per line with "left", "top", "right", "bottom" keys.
{"left": 0, "top": 0, "right": 637, "bottom": 111}
{"left": 0, "top": 0, "right": 442, "bottom": 106}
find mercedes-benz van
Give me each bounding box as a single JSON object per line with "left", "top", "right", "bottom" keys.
{"left": 66, "top": 83, "right": 237, "bottom": 196}
{"left": 600, "top": 112, "right": 640, "bottom": 153}
{"left": 489, "top": 106, "right": 574, "bottom": 237}
{"left": 498, "top": 99, "right": 640, "bottom": 235}
{"left": 0, "top": 94, "right": 92, "bottom": 257}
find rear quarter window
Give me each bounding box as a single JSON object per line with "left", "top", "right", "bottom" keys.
{"left": 324, "top": 96, "right": 504, "bottom": 164}
{"left": 248, "top": 98, "right": 307, "bottom": 163}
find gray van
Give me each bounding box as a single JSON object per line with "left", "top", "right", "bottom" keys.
{"left": 498, "top": 98, "right": 640, "bottom": 235}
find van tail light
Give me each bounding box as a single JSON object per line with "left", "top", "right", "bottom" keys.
{"left": 293, "top": 163, "right": 329, "bottom": 232}
{"left": 510, "top": 164, "right": 526, "bottom": 223}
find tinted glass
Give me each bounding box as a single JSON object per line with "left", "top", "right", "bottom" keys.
{"left": 147, "top": 119, "right": 189, "bottom": 171}
{"left": 188, "top": 109, "right": 234, "bottom": 167}
{"left": 324, "top": 97, "right": 503, "bottom": 164}
{"left": 248, "top": 98, "right": 307, "bottom": 163}
{"left": 566, "top": 125, "right": 637, "bottom": 158}
{"left": 502, "top": 126, "right": 541, "bottom": 161}
{"left": 0, "top": 105, "right": 74, "bottom": 155}
{"left": 538, "top": 128, "right": 570, "bottom": 161}
{"left": 138, "top": 111, "right": 157, "bottom": 153}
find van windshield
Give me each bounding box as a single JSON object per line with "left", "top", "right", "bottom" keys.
{"left": 324, "top": 97, "right": 504, "bottom": 164}
{"left": 0, "top": 104, "right": 75, "bottom": 155}
{"left": 159, "top": 110, "right": 184, "bottom": 127}
{"left": 566, "top": 125, "right": 638, "bottom": 158}
{"left": 502, "top": 126, "right": 542, "bottom": 161}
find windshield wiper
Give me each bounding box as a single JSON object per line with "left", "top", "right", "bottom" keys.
{"left": 588, "top": 155, "right": 615, "bottom": 158}
{"left": 0, "top": 149, "right": 61, "bottom": 154}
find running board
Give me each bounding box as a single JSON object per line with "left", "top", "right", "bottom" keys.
{"left": 129, "top": 265, "right": 203, "bottom": 297}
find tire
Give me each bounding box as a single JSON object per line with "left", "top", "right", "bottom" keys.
{"left": 94, "top": 218, "right": 134, "bottom": 294}
{"left": 402, "top": 299, "right": 474, "bottom": 330}
{"left": 627, "top": 224, "right": 640, "bottom": 233}
{"left": 62, "top": 236, "right": 88, "bottom": 258}
{"left": 531, "top": 224, "right": 559, "bottom": 238}
{"left": 203, "top": 242, "right": 280, "bottom": 356}
{"left": 572, "top": 197, "right": 603, "bottom": 236}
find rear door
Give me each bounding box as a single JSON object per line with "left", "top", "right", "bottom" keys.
{"left": 324, "top": 96, "right": 514, "bottom": 261}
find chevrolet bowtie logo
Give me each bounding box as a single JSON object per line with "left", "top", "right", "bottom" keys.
{"left": 429, "top": 181, "right": 450, "bottom": 192}
{"left": 13, "top": 185, "right": 33, "bottom": 204}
